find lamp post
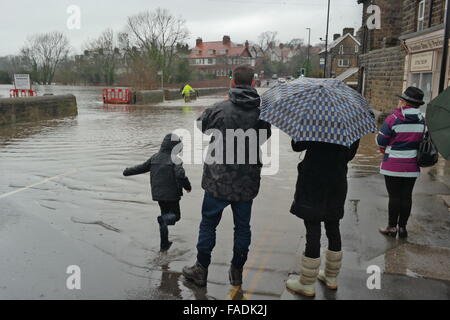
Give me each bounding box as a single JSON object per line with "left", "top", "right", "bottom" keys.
{"left": 439, "top": 0, "right": 450, "bottom": 93}
{"left": 306, "top": 28, "right": 311, "bottom": 76}
{"left": 323, "top": 0, "right": 331, "bottom": 78}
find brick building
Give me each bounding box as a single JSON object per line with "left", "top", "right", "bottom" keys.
{"left": 358, "top": 0, "right": 449, "bottom": 112}
{"left": 188, "top": 36, "right": 255, "bottom": 79}
{"left": 320, "top": 28, "right": 361, "bottom": 88}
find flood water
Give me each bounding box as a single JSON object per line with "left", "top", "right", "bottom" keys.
{"left": 1, "top": 84, "right": 448, "bottom": 300}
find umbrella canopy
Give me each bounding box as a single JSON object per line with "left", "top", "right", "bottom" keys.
{"left": 426, "top": 87, "right": 450, "bottom": 160}
{"left": 260, "top": 78, "right": 377, "bottom": 147}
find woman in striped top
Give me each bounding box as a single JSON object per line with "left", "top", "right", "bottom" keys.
{"left": 376, "top": 87, "right": 426, "bottom": 239}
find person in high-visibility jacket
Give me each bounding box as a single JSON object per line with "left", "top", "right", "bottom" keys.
{"left": 181, "top": 84, "right": 196, "bottom": 103}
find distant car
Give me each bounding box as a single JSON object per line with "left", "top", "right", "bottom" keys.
{"left": 272, "top": 74, "right": 278, "bottom": 80}
{"left": 286, "top": 76, "right": 294, "bottom": 81}
{"left": 278, "top": 78, "right": 287, "bottom": 84}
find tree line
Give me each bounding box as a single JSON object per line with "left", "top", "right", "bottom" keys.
{"left": 0, "top": 8, "right": 324, "bottom": 88}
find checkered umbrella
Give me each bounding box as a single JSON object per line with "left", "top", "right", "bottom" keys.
{"left": 260, "top": 78, "right": 377, "bottom": 147}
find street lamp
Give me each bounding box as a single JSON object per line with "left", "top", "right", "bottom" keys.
{"left": 323, "top": 0, "right": 331, "bottom": 78}
{"left": 306, "top": 28, "right": 311, "bottom": 76}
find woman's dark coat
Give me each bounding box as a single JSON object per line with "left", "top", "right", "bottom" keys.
{"left": 123, "top": 134, "right": 191, "bottom": 202}
{"left": 290, "top": 140, "right": 359, "bottom": 222}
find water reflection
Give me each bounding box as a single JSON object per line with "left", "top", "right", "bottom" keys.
{"left": 350, "top": 133, "right": 381, "bottom": 178}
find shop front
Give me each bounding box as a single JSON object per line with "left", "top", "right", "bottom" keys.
{"left": 401, "top": 26, "right": 450, "bottom": 107}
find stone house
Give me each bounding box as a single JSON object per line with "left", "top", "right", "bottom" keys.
{"left": 400, "top": 0, "right": 449, "bottom": 104}
{"left": 319, "top": 28, "right": 361, "bottom": 88}
{"left": 358, "top": 0, "right": 449, "bottom": 112}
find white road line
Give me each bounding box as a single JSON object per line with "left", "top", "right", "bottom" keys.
{"left": 0, "top": 169, "right": 77, "bottom": 200}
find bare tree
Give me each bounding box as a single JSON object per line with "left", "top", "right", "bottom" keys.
{"left": 21, "top": 31, "right": 70, "bottom": 84}
{"left": 83, "top": 29, "right": 121, "bottom": 85}
{"left": 125, "top": 8, "right": 189, "bottom": 83}
{"left": 257, "top": 31, "right": 279, "bottom": 55}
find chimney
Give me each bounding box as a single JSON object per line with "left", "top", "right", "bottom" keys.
{"left": 223, "top": 35, "right": 231, "bottom": 45}
{"left": 279, "top": 43, "right": 284, "bottom": 49}
{"left": 196, "top": 37, "right": 203, "bottom": 47}
{"left": 333, "top": 34, "right": 341, "bottom": 41}
{"left": 343, "top": 28, "right": 355, "bottom": 36}
{"left": 245, "top": 40, "right": 249, "bottom": 49}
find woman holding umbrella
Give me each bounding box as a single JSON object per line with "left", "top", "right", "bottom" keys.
{"left": 260, "top": 78, "right": 376, "bottom": 297}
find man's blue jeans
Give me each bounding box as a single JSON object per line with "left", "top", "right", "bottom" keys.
{"left": 196, "top": 192, "right": 253, "bottom": 269}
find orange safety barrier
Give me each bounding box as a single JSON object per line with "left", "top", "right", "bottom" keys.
{"left": 102, "top": 88, "right": 132, "bottom": 104}
{"left": 10, "top": 89, "right": 36, "bottom": 98}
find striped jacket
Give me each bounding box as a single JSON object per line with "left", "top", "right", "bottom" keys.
{"left": 376, "top": 106, "right": 425, "bottom": 178}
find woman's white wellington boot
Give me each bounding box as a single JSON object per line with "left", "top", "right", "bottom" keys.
{"left": 286, "top": 255, "right": 321, "bottom": 297}
{"left": 318, "top": 250, "right": 343, "bottom": 290}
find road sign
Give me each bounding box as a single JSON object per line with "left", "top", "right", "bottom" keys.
{"left": 320, "top": 58, "right": 325, "bottom": 67}
{"left": 14, "top": 74, "right": 31, "bottom": 90}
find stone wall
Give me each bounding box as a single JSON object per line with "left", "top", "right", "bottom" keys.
{"left": 0, "top": 94, "right": 77, "bottom": 126}
{"left": 360, "top": 46, "right": 406, "bottom": 113}
{"left": 134, "top": 90, "right": 165, "bottom": 104}
{"left": 358, "top": 0, "right": 403, "bottom": 52}
{"left": 402, "top": 0, "right": 447, "bottom": 35}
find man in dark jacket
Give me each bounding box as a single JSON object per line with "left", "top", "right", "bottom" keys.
{"left": 183, "top": 66, "right": 271, "bottom": 287}
{"left": 123, "top": 133, "right": 192, "bottom": 251}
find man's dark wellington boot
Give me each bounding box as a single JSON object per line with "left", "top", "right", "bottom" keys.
{"left": 183, "top": 261, "right": 208, "bottom": 287}
{"left": 229, "top": 264, "right": 243, "bottom": 287}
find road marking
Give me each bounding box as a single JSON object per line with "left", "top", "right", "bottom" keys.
{"left": 0, "top": 169, "right": 77, "bottom": 200}
{"left": 246, "top": 230, "right": 276, "bottom": 300}
{"left": 240, "top": 226, "right": 273, "bottom": 300}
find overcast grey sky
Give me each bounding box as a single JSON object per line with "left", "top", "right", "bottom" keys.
{"left": 0, "top": 0, "right": 362, "bottom": 56}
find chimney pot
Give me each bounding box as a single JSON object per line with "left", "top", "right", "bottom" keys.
{"left": 343, "top": 28, "right": 355, "bottom": 36}
{"left": 223, "top": 35, "right": 231, "bottom": 45}
{"left": 333, "top": 34, "right": 341, "bottom": 41}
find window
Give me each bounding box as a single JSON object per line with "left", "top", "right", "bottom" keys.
{"left": 208, "top": 49, "right": 215, "bottom": 55}
{"left": 338, "top": 59, "right": 350, "bottom": 67}
{"left": 417, "top": 0, "right": 425, "bottom": 31}
{"left": 410, "top": 72, "right": 432, "bottom": 105}
{"left": 355, "top": 45, "right": 359, "bottom": 53}
{"left": 339, "top": 45, "right": 344, "bottom": 55}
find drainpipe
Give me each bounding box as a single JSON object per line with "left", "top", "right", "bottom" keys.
{"left": 428, "top": 0, "right": 434, "bottom": 28}
{"left": 439, "top": 0, "right": 450, "bottom": 93}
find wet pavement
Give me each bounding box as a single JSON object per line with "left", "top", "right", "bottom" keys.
{"left": 0, "top": 85, "right": 449, "bottom": 300}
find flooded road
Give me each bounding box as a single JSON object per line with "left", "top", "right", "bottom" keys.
{"left": 0, "top": 85, "right": 449, "bottom": 300}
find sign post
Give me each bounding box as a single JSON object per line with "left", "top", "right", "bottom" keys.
{"left": 14, "top": 74, "right": 31, "bottom": 90}
{"left": 157, "top": 70, "right": 164, "bottom": 102}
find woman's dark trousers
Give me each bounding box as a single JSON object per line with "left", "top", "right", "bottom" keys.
{"left": 158, "top": 201, "right": 180, "bottom": 248}
{"left": 304, "top": 220, "right": 342, "bottom": 259}
{"left": 384, "top": 176, "right": 417, "bottom": 228}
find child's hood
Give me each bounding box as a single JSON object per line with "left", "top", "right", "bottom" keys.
{"left": 160, "top": 134, "right": 183, "bottom": 153}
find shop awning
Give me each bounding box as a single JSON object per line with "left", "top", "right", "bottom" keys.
{"left": 335, "top": 67, "right": 359, "bottom": 81}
